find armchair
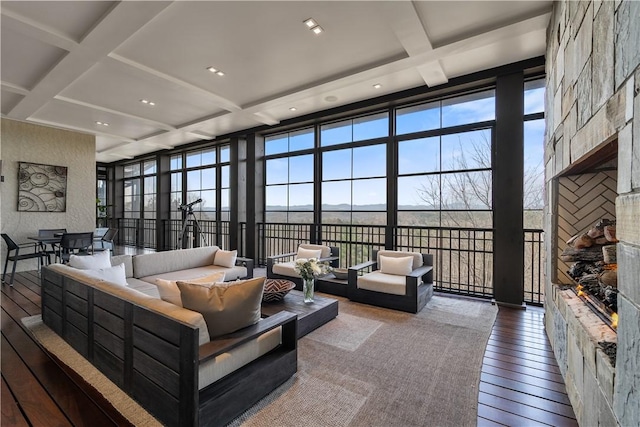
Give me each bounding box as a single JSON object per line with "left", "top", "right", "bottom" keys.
{"left": 267, "top": 244, "right": 339, "bottom": 290}
{"left": 347, "top": 249, "right": 433, "bottom": 313}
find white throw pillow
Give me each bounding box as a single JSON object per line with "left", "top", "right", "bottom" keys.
{"left": 213, "top": 249, "right": 237, "bottom": 268}
{"left": 69, "top": 250, "right": 111, "bottom": 270}
{"left": 296, "top": 247, "right": 322, "bottom": 260}
{"left": 82, "top": 263, "right": 128, "bottom": 286}
{"left": 155, "top": 272, "right": 226, "bottom": 307}
{"left": 379, "top": 255, "right": 413, "bottom": 276}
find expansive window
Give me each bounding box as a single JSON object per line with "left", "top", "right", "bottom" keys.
{"left": 523, "top": 78, "right": 545, "bottom": 229}
{"left": 396, "top": 90, "right": 495, "bottom": 227}
{"left": 123, "top": 160, "right": 156, "bottom": 219}
{"left": 170, "top": 145, "right": 230, "bottom": 221}
{"left": 265, "top": 128, "right": 315, "bottom": 223}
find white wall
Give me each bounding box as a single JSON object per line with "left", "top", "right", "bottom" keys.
{"left": 1, "top": 118, "right": 96, "bottom": 272}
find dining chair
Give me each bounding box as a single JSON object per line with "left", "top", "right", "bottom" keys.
{"left": 1, "top": 233, "right": 46, "bottom": 286}
{"left": 92, "top": 228, "right": 118, "bottom": 253}
{"left": 38, "top": 228, "right": 67, "bottom": 264}
{"left": 58, "top": 232, "right": 94, "bottom": 264}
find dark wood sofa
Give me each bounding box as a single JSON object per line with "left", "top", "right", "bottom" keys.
{"left": 41, "top": 266, "right": 298, "bottom": 427}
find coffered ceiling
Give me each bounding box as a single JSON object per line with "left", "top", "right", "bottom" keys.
{"left": 1, "top": 1, "right": 552, "bottom": 163}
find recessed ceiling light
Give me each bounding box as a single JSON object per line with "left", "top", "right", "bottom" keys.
{"left": 216, "top": 71, "right": 225, "bottom": 77}
{"left": 373, "top": 83, "right": 382, "bottom": 89}
{"left": 303, "top": 18, "right": 317, "bottom": 28}
{"left": 311, "top": 25, "right": 323, "bottom": 35}
{"left": 140, "top": 99, "right": 156, "bottom": 106}
{"left": 96, "top": 121, "right": 109, "bottom": 126}
{"left": 289, "top": 107, "right": 297, "bottom": 111}
{"left": 207, "top": 66, "right": 218, "bottom": 73}
{"left": 324, "top": 95, "right": 338, "bottom": 102}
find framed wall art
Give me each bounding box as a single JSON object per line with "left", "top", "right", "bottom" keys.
{"left": 18, "top": 162, "right": 68, "bottom": 212}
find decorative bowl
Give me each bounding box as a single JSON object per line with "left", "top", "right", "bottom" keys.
{"left": 262, "top": 279, "right": 296, "bottom": 302}
{"left": 333, "top": 268, "right": 349, "bottom": 280}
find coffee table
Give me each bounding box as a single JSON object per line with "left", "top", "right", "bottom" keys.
{"left": 316, "top": 273, "right": 348, "bottom": 297}
{"left": 261, "top": 290, "right": 338, "bottom": 338}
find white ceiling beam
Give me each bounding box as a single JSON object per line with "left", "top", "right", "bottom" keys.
{"left": 28, "top": 118, "right": 136, "bottom": 143}
{"left": 376, "top": 1, "right": 448, "bottom": 87}
{"left": 8, "top": 1, "right": 173, "bottom": 120}
{"left": 1, "top": 81, "right": 30, "bottom": 96}
{"left": 108, "top": 54, "right": 242, "bottom": 113}
{"left": 0, "top": 8, "right": 79, "bottom": 51}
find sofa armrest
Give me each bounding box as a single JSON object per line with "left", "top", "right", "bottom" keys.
{"left": 267, "top": 252, "right": 297, "bottom": 264}
{"left": 198, "top": 311, "right": 297, "bottom": 363}
{"left": 236, "top": 256, "right": 254, "bottom": 278}
{"left": 407, "top": 265, "right": 433, "bottom": 278}
{"left": 350, "top": 260, "right": 377, "bottom": 271}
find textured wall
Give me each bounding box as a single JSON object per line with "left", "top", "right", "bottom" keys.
{"left": 544, "top": 1, "right": 640, "bottom": 426}
{"left": 1, "top": 118, "right": 96, "bottom": 271}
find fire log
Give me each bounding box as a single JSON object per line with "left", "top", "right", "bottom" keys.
{"left": 561, "top": 245, "right": 605, "bottom": 262}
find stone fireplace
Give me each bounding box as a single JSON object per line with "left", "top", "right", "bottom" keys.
{"left": 544, "top": 1, "right": 639, "bottom": 426}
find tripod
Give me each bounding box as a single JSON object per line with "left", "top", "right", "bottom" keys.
{"left": 177, "top": 206, "right": 208, "bottom": 249}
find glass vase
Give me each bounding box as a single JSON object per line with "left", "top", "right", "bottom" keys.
{"left": 303, "top": 278, "right": 315, "bottom": 303}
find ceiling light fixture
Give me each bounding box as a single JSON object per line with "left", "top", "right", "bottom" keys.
{"left": 96, "top": 121, "right": 109, "bottom": 126}
{"left": 373, "top": 83, "right": 382, "bottom": 89}
{"left": 311, "top": 25, "right": 323, "bottom": 35}
{"left": 207, "top": 66, "right": 225, "bottom": 76}
{"left": 140, "top": 99, "right": 156, "bottom": 106}
{"left": 303, "top": 18, "right": 316, "bottom": 28}
{"left": 289, "top": 107, "right": 297, "bottom": 111}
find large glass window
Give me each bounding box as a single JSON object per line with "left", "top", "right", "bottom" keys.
{"left": 320, "top": 112, "right": 388, "bottom": 147}
{"left": 123, "top": 159, "right": 156, "bottom": 219}
{"left": 171, "top": 146, "right": 229, "bottom": 221}
{"left": 524, "top": 78, "right": 545, "bottom": 229}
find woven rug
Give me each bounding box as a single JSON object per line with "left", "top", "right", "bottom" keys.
{"left": 23, "top": 294, "right": 497, "bottom": 427}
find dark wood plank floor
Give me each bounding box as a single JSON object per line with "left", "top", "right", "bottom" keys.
{"left": 2, "top": 270, "right": 576, "bottom": 426}
{"left": 477, "top": 306, "right": 578, "bottom": 426}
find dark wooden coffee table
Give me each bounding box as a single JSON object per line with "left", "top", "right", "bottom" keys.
{"left": 261, "top": 290, "right": 338, "bottom": 338}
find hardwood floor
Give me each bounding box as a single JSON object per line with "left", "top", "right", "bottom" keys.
{"left": 477, "top": 306, "right": 578, "bottom": 426}
{"left": 2, "top": 270, "right": 576, "bottom": 426}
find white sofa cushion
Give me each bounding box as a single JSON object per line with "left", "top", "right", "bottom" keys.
{"left": 156, "top": 272, "right": 226, "bottom": 307}
{"left": 69, "top": 250, "right": 111, "bottom": 270}
{"left": 213, "top": 249, "right": 237, "bottom": 268}
{"left": 357, "top": 271, "right": 411, "bottom": 296}
{"left": 178, "top": 277, "right": 265, "bottom": 339}
{"left": 299, "top": 243, "right": 331, "bottom": 258}
{"left": 271, "top": 261, "right": 300, "bottom": 278}
{"left": 377, "top": 250, "right": 423, "bottom": 270}
{"left": 133, "top": 246, "right": 219, "bottom": 278}
{"left": 379, "top": 255, "right": 413, "bottom": 276}
{"left": 199, "top": 325, "right": 281, "bottom": 390}
{"left": 296, "top": 247, "right": 322, "bottom": 260}
{"left": 82, "top": 263, "right": 128, "bottom": 287}
{"left": 110, "top": 254, "right": 133, "bottom": 278}
{"left": 139, "top": 265, "right": 247, "bottom": 285}
{"left": 126, "top": 277, "right": 161, "bottom": 297}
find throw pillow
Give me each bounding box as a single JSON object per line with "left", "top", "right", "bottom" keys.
{"left": 213, "top": 249, "right": 237, "bottom": 268}
{"left": 379, "top": 255, "right": 413, "bottom": 276}
{"left": 82, "top": 263, "right": 128, "bottom": 286}
{"left": 177, "top": 277, "right": 265, "bottom": 339}
{"left": 69, "top": 250, "right": 111, "bottom": 270}
{"left": 155, "top": 272, "right": 226, "bottom": 307}
{"left": 296, "top": 247, "right": 322, "bottom": 260}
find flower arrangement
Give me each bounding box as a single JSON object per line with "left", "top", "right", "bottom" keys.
{"left": 294, "top": 257, "right": 331, "bottom": 281}
{"left": 294, "top": 257, "right": 331, "bottom": 303}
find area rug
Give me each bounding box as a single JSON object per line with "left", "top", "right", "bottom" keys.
{"left": 23, "top": 294, "right": 497, "bottom": 427}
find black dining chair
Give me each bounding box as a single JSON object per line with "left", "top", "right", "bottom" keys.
{"left": 1, "top": 233, "right": 46, "bottom": 286}
{"left": 38, "top": 228, "right": 67, "bottom": 264}
{"left": 58, "top": 232, "right": 94, "bottom": 264}
{"left": 92, "top": 228, "right": 118, "bottom": 253}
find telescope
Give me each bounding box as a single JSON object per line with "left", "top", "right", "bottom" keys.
{"left": 179, "top": 198, "right": 202, "bottom": 211}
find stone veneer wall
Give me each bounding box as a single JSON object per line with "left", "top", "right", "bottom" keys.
{"left": 544, "top": 1, "right": 639, "bottom": 426}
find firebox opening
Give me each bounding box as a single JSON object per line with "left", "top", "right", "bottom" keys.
{"left": 555, "top": 138, "right": 618, "bottom": 331}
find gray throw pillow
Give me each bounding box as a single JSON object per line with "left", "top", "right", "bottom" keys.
{"left": 177, "top": 277, "right": 265, "bottom": 338}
